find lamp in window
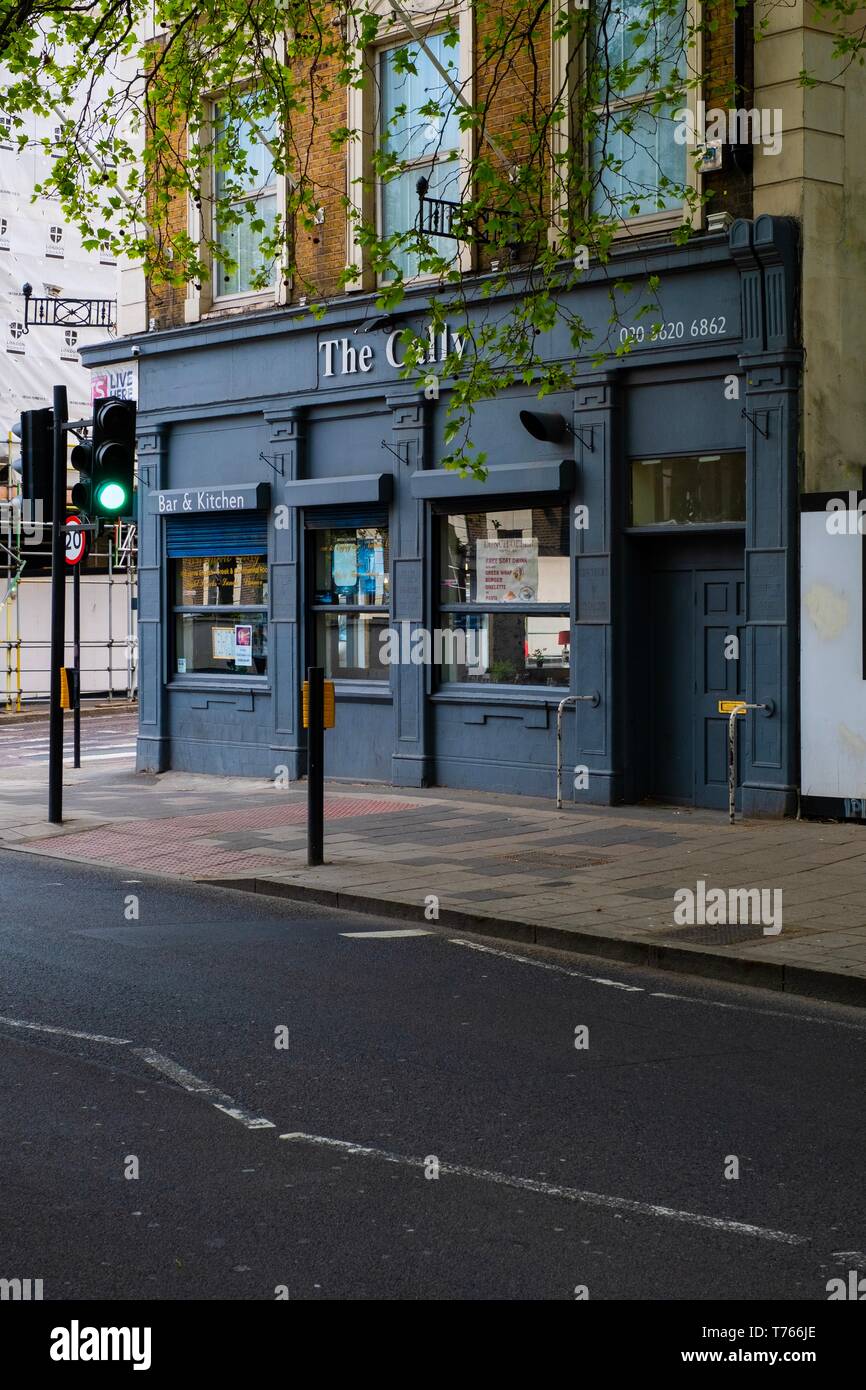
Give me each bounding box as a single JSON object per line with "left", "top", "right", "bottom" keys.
{"left": 558, "top": 630, "right": 570, "bottom": 665}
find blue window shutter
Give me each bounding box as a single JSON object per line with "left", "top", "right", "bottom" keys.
{"left": 304, "top": 506, "right": 388, "bottom": 530}
{"left": 166, "top": 512, "right": 268, "bottom": 557}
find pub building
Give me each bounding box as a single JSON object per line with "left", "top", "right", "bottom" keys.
{"left": 82, "top": 214, "right": 801, "bottom": 815}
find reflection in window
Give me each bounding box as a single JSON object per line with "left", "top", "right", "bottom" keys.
{"left": 587, "top": 0, "right": 688, "bottom": 220}
{"left": 439, "top": 504, "right": 570, "bottom": 687}
{"left": 630, "top": 452, "right": 746, "bottom": 525}
{"left": 172, "top": 551, "right": 268, "bottom": 677}
{"left": 213, "top": 98, "right": 278, "bottom": 296}
{"left": 379, "top": 31, "right": 461, "bottom": 280}
{"left": 311, "top": 524, "right": 390, "bottom": 680}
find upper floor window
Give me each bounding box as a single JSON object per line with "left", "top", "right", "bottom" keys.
{"left": 586, "top": 0, "right": 689, "bottom": 222}
{"left": 212, "top": 100, "right": 278, "bottom": 298}
{"left": 378, "top": 31, "right": 461, "bottom": 281}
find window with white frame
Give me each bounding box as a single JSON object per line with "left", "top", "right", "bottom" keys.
{"left": 378, "top": 30, "right": 462, "bottom": 281}
{"left": 346, "top": 1, "right": 473, "bottom": 291}
{"left": 211, "top": 99, "right": 278, "bottom": 298}
{"left": 586, "top": 0, "right": 690, "bottom": 222}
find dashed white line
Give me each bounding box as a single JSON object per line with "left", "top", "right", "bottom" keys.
{"left": 448, "top": 938, "right": 644, "bottom": 990}
{"left": 279, "top": 1131, "right": 808, "bottom": 1245}
{"left": 341, "top": 929, "right": 434, "bottom": 939}
{"left": 0, "top": 1014, "right": 131, "bottom": 1045}
{"left": 649, "top": 991, "right": 866, "bottom": 1033}
{"left": 133, "top": 1047, "right": 275, "bottom": 1129}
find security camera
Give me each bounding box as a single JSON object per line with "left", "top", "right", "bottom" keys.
{"left": 130, "top": 344, "right": 141, "bottom": 357}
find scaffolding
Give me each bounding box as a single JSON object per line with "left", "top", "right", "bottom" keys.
{"left": 1, "top": 431, "right": 138, "bottom": 710}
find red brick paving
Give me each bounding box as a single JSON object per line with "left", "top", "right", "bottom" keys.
{"left": 24, "top": 795, "right": 421, "bottom": 877}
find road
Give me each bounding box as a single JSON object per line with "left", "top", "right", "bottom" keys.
{"left": 0, "top": 848, "right": 864, "bottom": 1301}
{"left": 0, "top": 708, "right": 137, "bottom": 767}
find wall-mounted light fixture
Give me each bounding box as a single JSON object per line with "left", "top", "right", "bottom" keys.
{"left": 519, "top": 409, "right": 594, "bottom": 452}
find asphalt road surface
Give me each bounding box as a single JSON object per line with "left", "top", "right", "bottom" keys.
{"left": 0, "top": 708, "right": 137, "bottom": 767}
{"left": 1, "top": 849, "right": 865, "bottom": 1301}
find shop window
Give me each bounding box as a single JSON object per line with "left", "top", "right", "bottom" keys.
{"left": 439, "top": 503, "right": 570, "bottom": 687}
{"left": 171, "top": 542, "right": 268, "bottom": 678}
{"left": 630, "top": 452, "right": 746, "bottom": 526}
{"left": 311, "top": 523, "right": 390, "bottom": 680}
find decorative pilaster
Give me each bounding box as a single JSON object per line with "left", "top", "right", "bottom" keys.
{"left": 135, "top": 425, "right": 170, "bottom": 772}
{"left": 571, "top": 371, "right": 623, "bottom": 805}
{"left": 386, "top": 392, "right": 432, "bottom": 787}
{"left": 266, "top": 406, "right": 305, "bottom": 781}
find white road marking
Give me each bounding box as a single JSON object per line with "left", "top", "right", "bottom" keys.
{"left": 341, "top": 929, "right": 434, "bottom": 939}
{"left": 649, "top": 991, "right": 866, "bottom": 1033}
{"left": 449, "top": 938, "right": 643, "bottom": 990}
{"left": 0, "top": 1013, "right": 131, "bottom": 1045}
{"left": 133, "top": 1047, "right": 275, "bottom": 1130}
{"left": 279, "top": 1131, "right": 807, "bottom": 1246}
{"left": 0, "top": 1013, "right": 274, "bottom": 1131}
{"left": 64, "top": 750, "right": 136, "bottom": 763}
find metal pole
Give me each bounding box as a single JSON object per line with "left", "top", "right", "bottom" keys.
{"left": 727, "top": 707, "right": 741, "bottom": 826}
{"left": 556, "top": 692, "right": 600, "bottom": 809}
{"left": 307, "top": 665, "right": 325, "bottom": 867}
{"left": 73, "top": 561, "right": 81, "bottom": 768}
{"left": 48, "top": 385, "right": 67, "bottom": 823}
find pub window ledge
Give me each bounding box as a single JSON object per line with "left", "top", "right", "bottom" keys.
{"left": 167, "top": 677, "right": 271, "bottom": 694}
{"left": 431, "top": 686, "right": 570, "bottom": 707}
{"left": 331, "top": 679, "right": 393, "bottom": 702}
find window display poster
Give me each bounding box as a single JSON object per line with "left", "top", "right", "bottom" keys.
{"left": 333, "top": 542, "right": 358, "bottom": 590}
{"left": 357, "top": 540, "right": 386, "bottom": 595}
{"left": 212, "top": 626, "right": 236, "bottom": 660}
{"left": 476, "top": 539, "right": 539, "bottom": 602}
{"left": 234, "top": 624, "right": 253, "bottom": 666}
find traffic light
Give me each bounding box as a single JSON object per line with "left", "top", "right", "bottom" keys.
{"left": 71, "top": 396, "right": 136, "bottom": 517}
{"left": 19, "top": 407, "right": 54, "bottom": 526}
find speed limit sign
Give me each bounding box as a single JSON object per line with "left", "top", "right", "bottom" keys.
{"left": 64, "top": 513, "right": 88, "bottom": 567}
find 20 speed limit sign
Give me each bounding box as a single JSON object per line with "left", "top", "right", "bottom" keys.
{"left": 64, "top": 514, "right": 88, "bottom": 567}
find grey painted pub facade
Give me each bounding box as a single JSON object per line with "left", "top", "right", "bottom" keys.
{"left": 83, "top": 215, "right": 801, "bottom": 815}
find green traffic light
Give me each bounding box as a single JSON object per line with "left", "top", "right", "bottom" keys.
{"left": 96, "top": 481, "right": 129, "bottom": 512}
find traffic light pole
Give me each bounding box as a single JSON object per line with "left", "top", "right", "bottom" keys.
{"left": 48, "top": 384, "right": 68, "bottom": 823}
{"left": 73, "top": 562, "right": 81, "bottom": 769}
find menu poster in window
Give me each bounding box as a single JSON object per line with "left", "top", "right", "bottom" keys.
{"left": 333, "top": 542, "right": 358, "bottom": 590}
{"left": 476, "top": 539, "right": 539, "bottom": 602}
{"left": 234, "top": 623, "right": 253, "bottom": 666}
{"left": 212, "top": 626, "right": 236, "bottom": 661}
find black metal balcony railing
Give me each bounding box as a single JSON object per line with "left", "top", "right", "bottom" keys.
{"left": 416, "top": 177, "right": 486, "bottom": 244}
{"left": 21, "top": 282, "right": 116, "bottom": 334}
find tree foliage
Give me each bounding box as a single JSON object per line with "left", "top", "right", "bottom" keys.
{"left": 0, "top": 0, "right": 862, "bottom": 474}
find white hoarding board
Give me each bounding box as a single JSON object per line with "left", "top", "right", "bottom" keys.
{"left": 800, "top": 508, "right": 866, "bottom": 798}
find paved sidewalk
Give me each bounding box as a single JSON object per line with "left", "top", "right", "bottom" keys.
{"left": 2, "top": 758, "right": 866, "bottom": 1005}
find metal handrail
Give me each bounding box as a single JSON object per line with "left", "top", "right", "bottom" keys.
{"left": 556, "top": 691, "right": 600, "bottom": 809}
{"left": 726, "top": 700, "right": 772, "bottom": 823}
